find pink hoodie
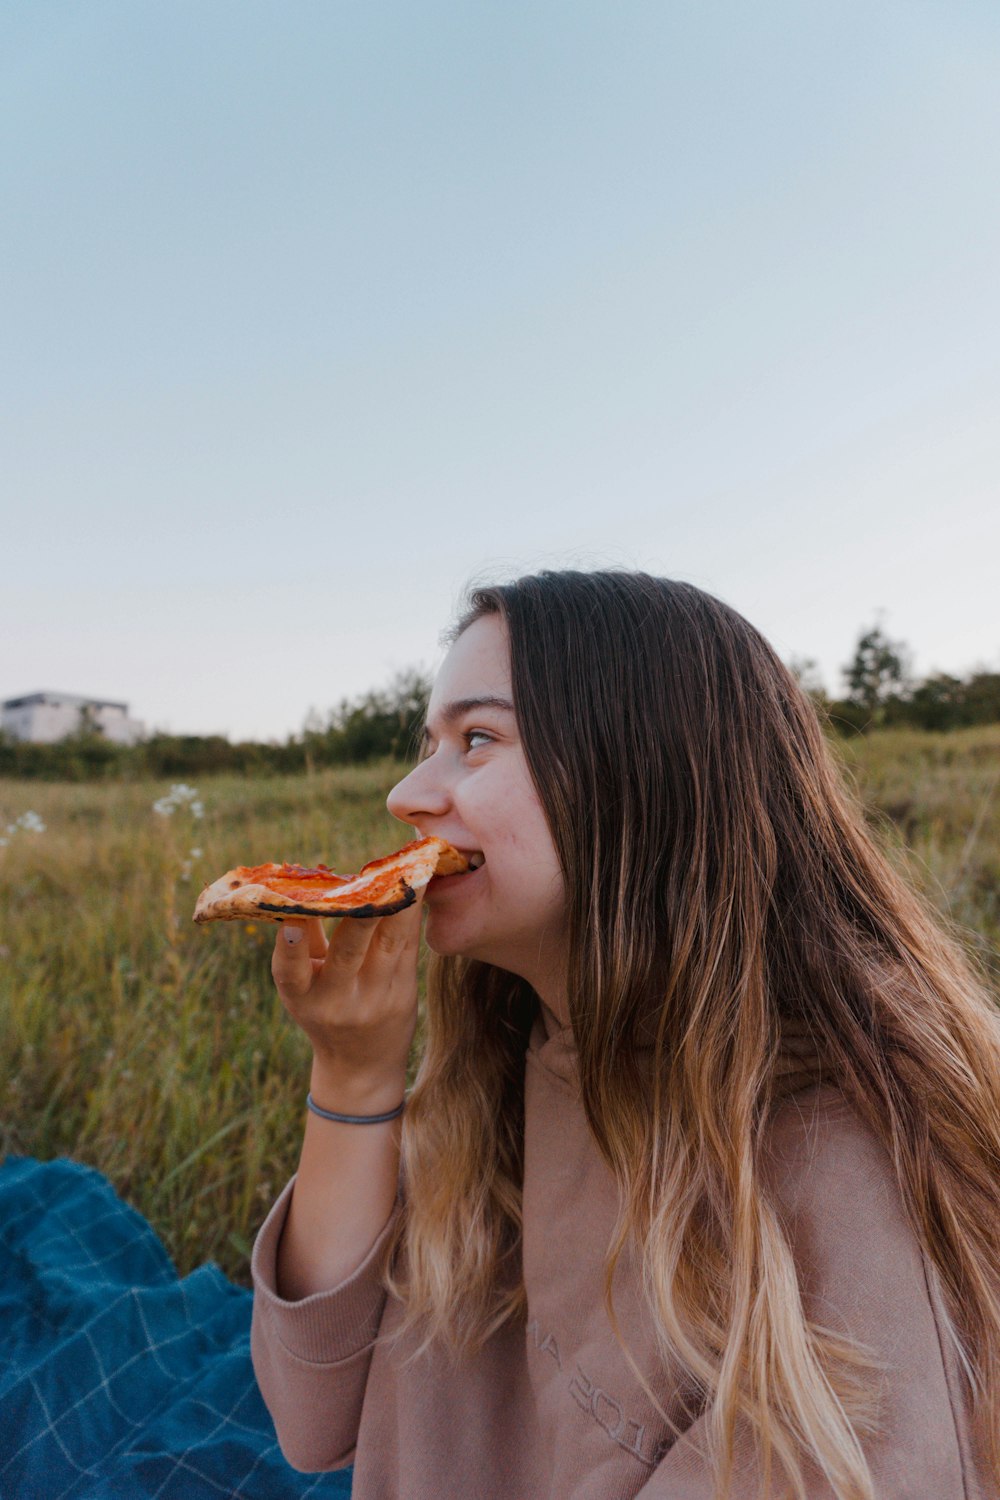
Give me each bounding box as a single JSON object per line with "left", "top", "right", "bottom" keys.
{"left": 252, "top": 1015, "right": 994, "bottom": 1498}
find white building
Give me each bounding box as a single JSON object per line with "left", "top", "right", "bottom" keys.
{"left": 1, "top": 692, "right": 146, "bottom": 746}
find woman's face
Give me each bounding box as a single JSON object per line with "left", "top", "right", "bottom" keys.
{"left": 387, "top": 614, "right": 567, "bottom": 1000}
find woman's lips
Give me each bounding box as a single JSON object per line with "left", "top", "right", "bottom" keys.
{"left": 426, "top": 862, "right": 484, "bottom": 897}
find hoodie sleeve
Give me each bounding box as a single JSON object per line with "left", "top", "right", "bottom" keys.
{"left": 632, "top": 1087, "right": 989, "bottom": 1499}
{"left": 250, "top": 1176, "right": 400, "bottom": 1473}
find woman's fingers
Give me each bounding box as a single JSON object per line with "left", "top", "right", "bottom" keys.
{"left": 321, "top": 912, "right": 387, "bottom": 978}
{"left": 271, "top": 920, "right": 313, "bottom": 998}
{"left": 306, "top": 918, "right": 328, "bottom": 960}
{"left": 274, "top": 901, "right": 422, "bottom": 997}
{"left": 270, "top": 898, "right": 423, "bottom": 1078}
{"left": 321, "top": 896, "right": 423, "bottom": 982}
{"left": 363, "top": 896, "right": 423, "bottom": 979}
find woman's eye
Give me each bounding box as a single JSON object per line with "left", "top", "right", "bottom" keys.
{"left": 465, "top": 730, "right": 493, "bottom": 750}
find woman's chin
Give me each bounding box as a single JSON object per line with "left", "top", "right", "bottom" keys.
{"left": 423, "top": 913, "right": 500, "bottom": 967}
{"left": 423, "top": 912, "right": 474, "bottom": 959}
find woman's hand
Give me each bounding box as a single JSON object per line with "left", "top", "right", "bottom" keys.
{"left": 270, "top": 897, "right": 423, "bottom": 1106}
{"left": 270, "top": 901, "right": 421, "bottom": 1301}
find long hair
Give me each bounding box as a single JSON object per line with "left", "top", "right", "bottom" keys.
{"left": 383, "top": 569, "right": 1000, "bottom": 1498}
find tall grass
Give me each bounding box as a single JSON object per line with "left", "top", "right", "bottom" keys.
{"left": 0, "top": 762, "right": 407, "bottom": 1281}
{"left": 1, "top": 733, "right": 998, "bottom": 1285}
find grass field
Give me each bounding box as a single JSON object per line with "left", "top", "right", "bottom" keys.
{"left": 1, "top": 729, "right": 998, "bottom": 1286}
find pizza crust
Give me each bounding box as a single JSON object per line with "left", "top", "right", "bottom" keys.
{"left": 192, "top": 836, "right": 468, "bottom": 924}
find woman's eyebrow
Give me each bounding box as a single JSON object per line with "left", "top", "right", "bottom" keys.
{"left": 439, "top": 695, "right": 515, "bottom": 725}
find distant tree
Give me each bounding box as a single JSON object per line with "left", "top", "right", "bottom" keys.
{"left": 907, "top": 673, "right": 967, "bottom": 732}
{"left": 965, "top": 670, "right": 1000, "bottom": 727}
{"left": 301, "top": 707, "right": 327, "bottom": 776}
{"left": 787, "top": 655, "right": 829, "bottom": 708}
{"left": 843, "top": 621, "right": 911, "bottom": 727}
{"left": 303, "top": 667, "right": 432, "bottom": 767}
{"left": 332, "top": 667, "right": 431, "bottom": 763}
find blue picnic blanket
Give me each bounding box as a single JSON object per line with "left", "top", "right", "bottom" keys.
{"left": 0, "top": 1155, "right": 353, "bottom": 1499}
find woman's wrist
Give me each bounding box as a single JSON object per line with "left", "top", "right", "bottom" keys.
{"left": 308, "top": 1055, "right": 408, "bottom": 1116}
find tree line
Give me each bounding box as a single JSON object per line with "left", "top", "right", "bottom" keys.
{"left": 2, "top": 631, "right": 998, "bottom": 782}
{"left": 793, "top": 623, "right": 1000, "bottom": 734}
{"left": 0, "top": 670, "right": 431, "bottom": 783}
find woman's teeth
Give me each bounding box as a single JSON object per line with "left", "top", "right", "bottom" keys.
{"left": 467, "top": 853, "right": 485, "bottom": 870}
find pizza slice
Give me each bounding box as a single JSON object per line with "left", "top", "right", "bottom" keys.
{"left": 192, "top": 835, "right": 468, "bottom": 924}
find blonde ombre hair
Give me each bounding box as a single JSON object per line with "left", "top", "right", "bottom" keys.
{"left": 382, "top": 570, "right": 1000, "bottom": 1499}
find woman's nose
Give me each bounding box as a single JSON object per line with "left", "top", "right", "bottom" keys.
{"left": 387, "top": 757, "right": 450, "bottom": 825}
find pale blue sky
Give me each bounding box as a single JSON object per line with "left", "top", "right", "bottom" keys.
{"left": 3, "top": 1, "right": 998, "bottom": 740}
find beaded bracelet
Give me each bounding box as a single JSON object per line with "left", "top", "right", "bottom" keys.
{"left": 306, "top": 1091, "right": 406, "bottom": 1125}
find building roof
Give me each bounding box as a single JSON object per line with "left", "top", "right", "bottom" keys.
{"left": 2, "top": 691, "right": 130, "bottom": 713}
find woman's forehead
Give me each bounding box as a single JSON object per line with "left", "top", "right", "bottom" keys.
{"left": 429, "top": 615, "right": 511, "bottom": 711}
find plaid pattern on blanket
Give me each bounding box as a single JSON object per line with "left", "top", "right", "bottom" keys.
{"left": 0, "top": 1156, "right": 352, "bottom": 1499}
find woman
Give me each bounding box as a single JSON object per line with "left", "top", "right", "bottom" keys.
{"left": 251, "top": 570, "right": 1000, "bottom": 1499}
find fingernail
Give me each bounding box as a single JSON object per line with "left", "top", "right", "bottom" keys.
{"left": 283, "top": 926, "right": 304, "bottom": 946}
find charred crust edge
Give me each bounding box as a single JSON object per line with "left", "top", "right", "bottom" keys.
{"left": 257, "top": 884, "right": 417, "bottom": 920}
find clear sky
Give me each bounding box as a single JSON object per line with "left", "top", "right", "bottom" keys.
{"left": 3, "top": 1, "right": 998, "bottom": 741}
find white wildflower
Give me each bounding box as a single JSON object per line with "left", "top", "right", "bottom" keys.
{"left": 0, "top": 811, "right": 46, "bottom": 845}
{"left": 189, "top": 847, "right": 203, "bottom": 860}
{"left": 152, "top": 783, "right": 206, "bottom": 820}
